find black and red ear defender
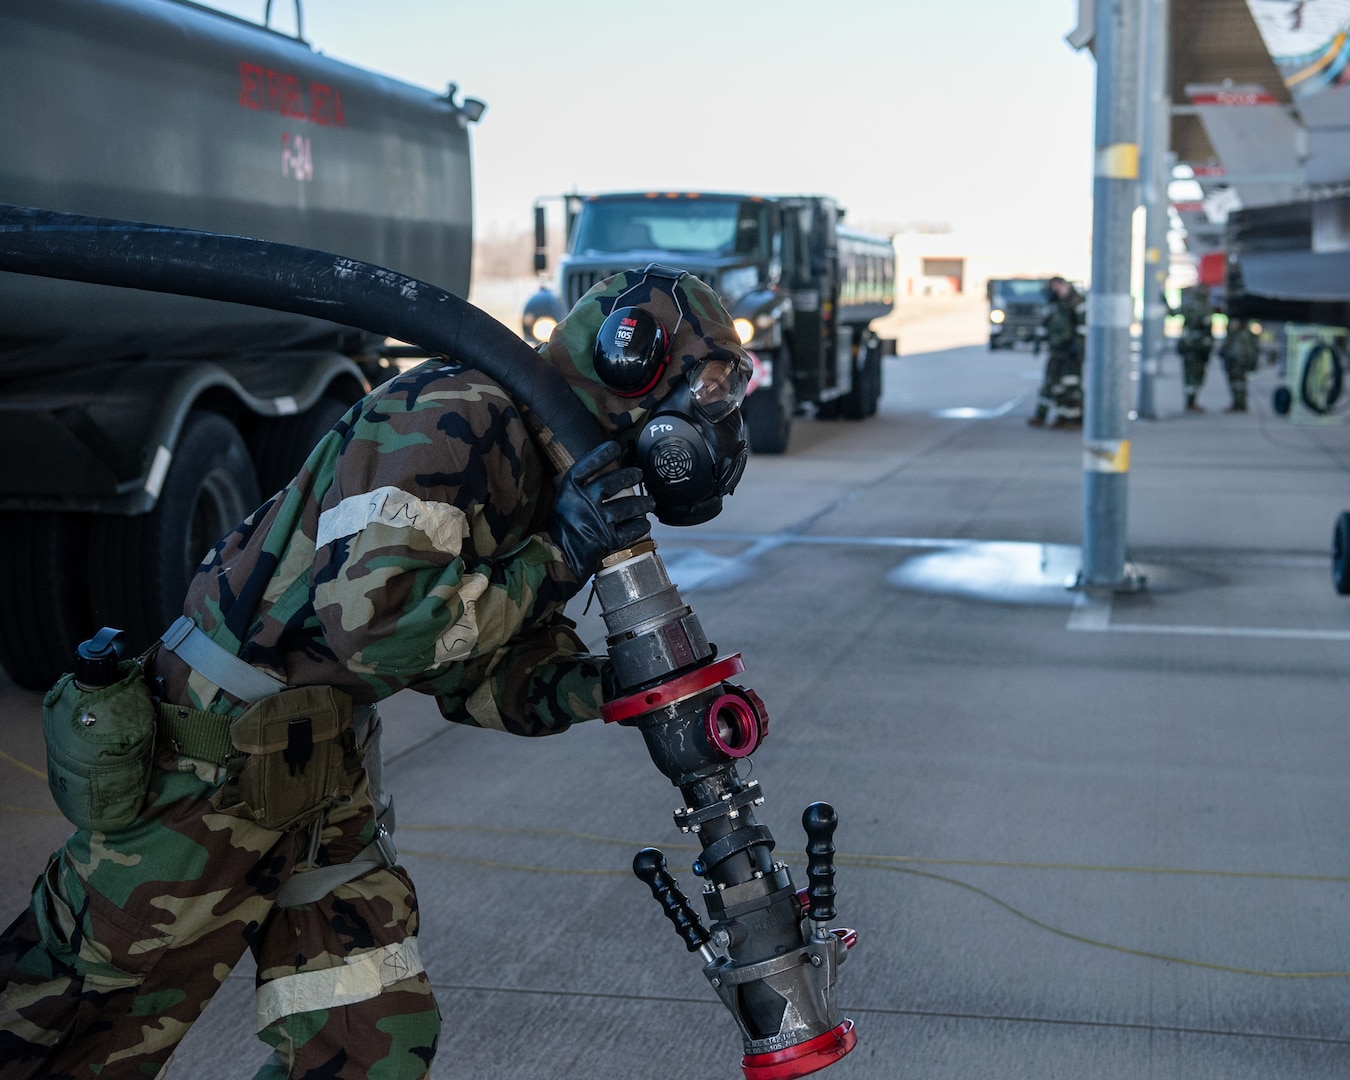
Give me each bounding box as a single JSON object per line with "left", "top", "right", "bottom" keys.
{"left": 594, "top": 305, "right": 671, "bottom": 397}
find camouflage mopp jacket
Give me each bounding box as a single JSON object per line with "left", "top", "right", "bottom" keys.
{"left": 151, "top": 360, "right": 606, "bottom": 737}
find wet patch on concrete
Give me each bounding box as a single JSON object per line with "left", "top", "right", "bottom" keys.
{"left": 887, "top": 541, "right": 1083, "bottom": 606}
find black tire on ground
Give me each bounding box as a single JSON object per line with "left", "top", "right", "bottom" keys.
{"left": 1300, "top": 343, "right": 1344, "bottom": 415}
{"left": 250, "top": 395, "right": 354, "bottom": 497}
{"left": 744, "top": 348, "right": 795, "bottom": 454}
{"left": 0, "top": 512, "right": 93, "bottom": 689}
{"left": 1273, "top": 385, "right": 1292, "bottom": 415}
{"left": 87, "top": 411, "right": 261, "bottom": 655}
{"left": 842, "top": 340, "right": 882, "bottom": 420}
{"left": 1334, "top": 512, "right": 1350, "bottom": 595}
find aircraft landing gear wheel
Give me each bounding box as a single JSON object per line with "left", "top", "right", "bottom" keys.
{"left": 1301, "top": 343, "right": 1344, "bottom": 415}
{"left": 88, "top": 411, "right": 261, "bottom": 654}
{"left": 1273, "top": 386, "right": 1291, "bottom": 415}
{"left": 1334, "top": 512, "right": 1350, "bottom": 595}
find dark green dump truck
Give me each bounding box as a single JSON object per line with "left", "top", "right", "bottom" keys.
{"left": 523, "top": 191, "right": 897, "bottom": 455}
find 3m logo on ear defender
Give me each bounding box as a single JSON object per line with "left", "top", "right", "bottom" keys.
{"left": 595, "top": 306, "right": 671, "bottom": 396}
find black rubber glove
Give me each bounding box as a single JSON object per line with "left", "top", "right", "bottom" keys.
{"left": 549, "top": 441, "right": 655, "bottom": 585}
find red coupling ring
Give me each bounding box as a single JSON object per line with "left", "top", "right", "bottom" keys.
{"left": 601, "top": 654, "right": 746, "bottom": 724}
{"left": 741, "top": 1019, "right": 857, "bottom": 1080}
{"left": 705, "top": 684, "right": 769, "bottom": 758}
{"left": 832, "top": 927, "right": 859, "bottom": 951}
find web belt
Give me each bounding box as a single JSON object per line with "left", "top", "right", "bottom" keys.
{"left": 157, "top": 615, "right": 398, "bottom": 907}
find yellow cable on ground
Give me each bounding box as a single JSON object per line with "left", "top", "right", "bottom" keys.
{"left": 0, "top": 748, "right": 47, "bottom": 780}
{"left": 0, "top": 802, "right": 62, "bottom": 818}
{"left": 399, "top": 821, "right": 1350, "bottom": 979}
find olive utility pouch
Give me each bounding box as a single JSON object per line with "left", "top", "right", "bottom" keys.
{"left": 223, "top": 684, "right": 359, "bottom": 832}
{"left": 42, "top": 660, "right": 156, "bottom": 833}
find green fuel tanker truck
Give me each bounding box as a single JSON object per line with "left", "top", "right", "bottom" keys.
{"left": 523, "top": 192, "right": 896, "bottom": 456}
{"left": 0, "top": 0, "right": 485, "bottom": 688}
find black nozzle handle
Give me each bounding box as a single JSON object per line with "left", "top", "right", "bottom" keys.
{"left": 802, "top": 802, "right": 838, "bottom": 923}
{"left": 633, "top": 847, "right": 711, "bottom": 953}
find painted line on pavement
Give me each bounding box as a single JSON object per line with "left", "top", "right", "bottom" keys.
{"left": 1066, "top": 592, "right": 1112, "bottom": 630}
{"left": 1064, "top": 591, "right": 1350, "bottom": 641}
{"left": 1097, "top": 623, "right": 1350, "bottom": 643}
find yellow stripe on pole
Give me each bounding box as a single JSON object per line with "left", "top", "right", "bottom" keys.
{"left": 1084, "top": 439, "right": 1131, "bottom": 473}
{"left": 1096, "top": 143, "right": 1139, "bottom": 179}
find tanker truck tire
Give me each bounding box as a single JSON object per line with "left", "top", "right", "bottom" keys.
{"left": 745, "top": 347, "right": 794, "bottom": 455}
{"left": 1334, "top": 512, "right": 1350, "bottom": 595}
{"left": 88, "top": 411, "right": 261, "bottom": 655}
{"left": 0, "top": 513, "right": 92, "bottom": 690}
{"left": 250, "top": 395, "right": 353, "bottom": 497}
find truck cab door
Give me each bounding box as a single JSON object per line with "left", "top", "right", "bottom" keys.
{"left": 783, "top": 201, "right": 835, "bottom": 401}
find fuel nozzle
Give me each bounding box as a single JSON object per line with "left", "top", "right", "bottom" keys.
{"left": 598, "top": 541, "right": 858, "bottom": 1079}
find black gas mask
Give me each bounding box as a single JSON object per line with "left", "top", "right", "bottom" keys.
{"left": 593, "top": 265, "right": 750, "bottom": 526}
{"left": 635, "top": 371, "right": 749, "bottom": 525}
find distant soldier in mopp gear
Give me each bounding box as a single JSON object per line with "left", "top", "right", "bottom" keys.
{"left": 1219, "top": 317, "right": 1260, "bottom": 413}
{"left": 1168, "top": 284, "right": 1215, "bottom": 413}
{"left": 1028, "top": 276, "right": 1084, "bottom": 428}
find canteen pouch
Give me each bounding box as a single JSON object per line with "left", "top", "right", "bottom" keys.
{"left": 42, "top": 662, "right": 157, "bottom": 833}
{"left": 223, "top": 684, "right": 359, "bottom": 832}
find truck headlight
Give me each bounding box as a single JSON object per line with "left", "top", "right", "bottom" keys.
{"left": 733, "top": 318, "right": 755, "bottom": 345}
{"left": 990, "top": 309, "right": 1006, "bottom": 324}
{"left": 530, "top": 315, "right": 558, "bottom": 342}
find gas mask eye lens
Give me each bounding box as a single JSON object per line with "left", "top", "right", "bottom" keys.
{"left": 689, "top": 357, "right": 749, "bottom": 420}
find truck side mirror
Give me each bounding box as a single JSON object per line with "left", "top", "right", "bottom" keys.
{"left": 533, "top": 205, "right": 548, "bottom": 274}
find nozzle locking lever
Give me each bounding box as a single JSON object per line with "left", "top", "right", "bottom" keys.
{"left": 802, "top": 802, "right": 838, "bottom": 924}
{"left": 633, "top": 847, "right": 713, "bottom": 959}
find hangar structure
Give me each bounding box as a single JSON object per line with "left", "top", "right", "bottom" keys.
{"left": 1155, "top": 0, "right": 1350, "bottom": 325}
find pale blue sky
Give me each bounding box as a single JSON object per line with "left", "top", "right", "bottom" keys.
{"left": 203, "top": 0, "right": 1096, "bottom": 274}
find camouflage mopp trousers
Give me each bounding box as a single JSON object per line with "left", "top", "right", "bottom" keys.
{"left": 0, "top": 749, "right": 440, "bottom": 1079}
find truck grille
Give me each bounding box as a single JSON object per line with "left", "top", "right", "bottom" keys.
{"left": 565, "top": 267, "right": 715, "bottom": 307}
{"left": 565, "top": 269, "right": 613, "bottom": 307}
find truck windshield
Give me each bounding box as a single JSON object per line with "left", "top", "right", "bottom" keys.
{"left": 571, "top": 198, "right": 767, "bottom": 257}
{"left": 990, "top": 279, "right": 1048, "bottom": 301}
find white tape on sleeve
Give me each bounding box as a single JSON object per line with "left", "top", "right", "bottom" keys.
{"left": 255, "top": 937, "right": 425, "bottom": 1031}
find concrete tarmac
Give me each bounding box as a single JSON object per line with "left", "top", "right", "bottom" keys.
{"left": 5, "top": 317, "right": 1350, "bottom": 1078}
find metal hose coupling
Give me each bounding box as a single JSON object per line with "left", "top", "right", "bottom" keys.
{"left": 596, "top": 541, "right": 858, "bottom": 1079}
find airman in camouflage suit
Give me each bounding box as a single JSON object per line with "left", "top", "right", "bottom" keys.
{"left": 0, "top": 269, "right": 748, "bottom": 1079}
{"left": 1168, "top": 285, "right": 1215, "bottom": 412}
{"left": 1028, "top": 276, "right": 1084, "bottom": 428}
{"left": 1219, "top": 316, "right": 1260, "bottom": 413}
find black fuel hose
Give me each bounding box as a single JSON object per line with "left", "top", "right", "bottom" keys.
{"left": 0, "top": 203, "right": 604, "bottom": 471}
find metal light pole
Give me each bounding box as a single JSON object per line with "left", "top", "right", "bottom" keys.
{"left": 1136, "top": 0, "right": 1170, "bottom": 421}
{"left": 1080, "top": 0, "right": 1146, "bottom": 590}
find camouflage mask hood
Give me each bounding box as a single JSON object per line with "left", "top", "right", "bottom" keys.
{"left": 538, "top": 268, "right": 749, "bottom": 443}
